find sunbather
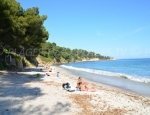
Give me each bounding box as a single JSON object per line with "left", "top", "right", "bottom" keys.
{"left": 76, "top": 77, "right": 96, "bottom": 91}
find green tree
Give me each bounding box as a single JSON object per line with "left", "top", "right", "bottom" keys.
{"left": 0, "top": 0, "right": 48, "bottom": 60}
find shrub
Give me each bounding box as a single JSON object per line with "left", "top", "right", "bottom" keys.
{"left": 36, "top": 74, "right": 41, "bottom": 77}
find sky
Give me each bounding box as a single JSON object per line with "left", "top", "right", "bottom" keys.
{"left": 17, "top": 0, "right": 150, "bottom": 59}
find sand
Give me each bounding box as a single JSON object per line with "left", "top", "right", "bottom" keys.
{"left": 0, "top": 66, "right": 150, "bottom": 115}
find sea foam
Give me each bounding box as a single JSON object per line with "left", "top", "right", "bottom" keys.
{"left": 61, "top": 65, "right": 150, "bottom": 83}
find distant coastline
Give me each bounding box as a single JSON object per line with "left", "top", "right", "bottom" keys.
{"left": 72, "top": 58, "right": 113, "bottom": 63}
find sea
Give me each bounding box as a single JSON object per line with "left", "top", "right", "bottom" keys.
{"left": 61, "top": 58, "right": 150, "bottom": 96}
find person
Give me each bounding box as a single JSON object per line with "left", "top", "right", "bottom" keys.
{"left": 36, "top": 62, "right": 38, "bottom": 68}
{"left": 76, "top": 77, "right": 87, "bottom": 91}
{"left": 57, "top": 72, "right": 60, "bottom": 78}
{"left": 49, "top": 68, "right": 52, "bottom": 72}
{"left": 76, "top": 77, "right": 96, "bottom": 91}
{"left": 76, "top": 77, "right": 81, "bottom": 90}
{"left": 46, "top": 72, "right": 50, "bottom": 76}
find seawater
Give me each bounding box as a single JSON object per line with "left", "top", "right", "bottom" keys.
{"left": 61, "top": 58, "right": 150, "bottom": 83}
{"left": 60, "top": 58, "right": 150, "bottom": 96}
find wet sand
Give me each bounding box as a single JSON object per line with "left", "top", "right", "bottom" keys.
{"left": 63, "top": 67, "right": 150, "bottom": 96}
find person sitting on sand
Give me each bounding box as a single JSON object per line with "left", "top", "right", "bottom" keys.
{"left": 76, "top": 77, "right": 96, "bottom": 91}
{"left": 49, "top": 68, "right": 52, "bottom": 72}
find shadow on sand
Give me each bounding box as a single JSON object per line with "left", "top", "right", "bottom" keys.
{"left": 0, "top": 68, "right": 71, "bottom": 114}
{"left": 49, "top": 102, "right": 71, "bottom": 115}
{"left": 0, "top": 72, "right": 44, "bottom": 114}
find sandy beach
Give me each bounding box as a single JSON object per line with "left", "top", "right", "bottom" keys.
{"left": 0, "top": 66, "right": 150, "bottom": 115}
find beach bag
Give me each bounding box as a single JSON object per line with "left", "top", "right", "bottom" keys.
{"left": 62, "top": 82, "right": 71, "bottom": 89}
{"left": 62, "top": 82, "right": 75, "bottom": 92}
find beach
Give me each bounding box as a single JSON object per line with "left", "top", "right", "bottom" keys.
{"left": 0, "top": 66, "right": 150, "bottom": 115}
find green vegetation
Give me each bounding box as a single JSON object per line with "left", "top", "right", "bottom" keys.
{"left": 35, "top": 74, "right": 41, "bottom": 78}
{"left": 38, "top": 55, "right": 52, "bottom": 63}
{"left": 0, "top": 0, "right": 48, "bottom": 69}
{"left": 0, "top": 0, "right": 48, "bottom": 58}
{"left": 0, "top": 0, "right": 110, "bottom": 70}
{"left": 40, "top": 42, "right": 111, "bottom": 63}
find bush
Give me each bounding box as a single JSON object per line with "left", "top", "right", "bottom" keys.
{"left": 36, "top": 74, "right": 41, "bottom": 77}
{"left": 0, "top": 63, "right": 4, "bottom": 70}
{"left": 0, "top": 62, "right": 7, "bottom": 70}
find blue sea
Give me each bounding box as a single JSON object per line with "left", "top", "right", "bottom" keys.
{"left": 61, "top": 58, "right": 150, "bottom": 96}
{"left": 62, "top": 58, "right": 150, "bottom": 83}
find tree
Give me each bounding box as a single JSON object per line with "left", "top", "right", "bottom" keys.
{"left": 40, "top": 42, "right": 111, "bottom": 63}
{"left": 0, "top": 0, "right": 49, "bottom": 60}
{"left": 0, "top": 0, "right": 23, "bottom": 48}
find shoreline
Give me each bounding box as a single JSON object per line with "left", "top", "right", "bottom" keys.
{"left": 0, "top": 66, "right": 150, "bottom": 114}
{"left": 52, "top": 58, "right": 111, "bottom": 65}
{"left": 60, "top": 64, "right": 150, "bottom": 84}
{"left": 55, "top": 66, "right": 150, "bottom": 114}
{"left": 60, "top": 66, "right": 150, "bottom": 97}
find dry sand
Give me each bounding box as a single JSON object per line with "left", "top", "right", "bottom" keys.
{"left": 0, "top": 66, "right": 150, "bottom": 115}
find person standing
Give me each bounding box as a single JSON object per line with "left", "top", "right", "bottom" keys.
{"left": 57, "top": 72, "right": 60, "bottom": 78}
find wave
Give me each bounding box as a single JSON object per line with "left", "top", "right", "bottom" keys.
{"left": 61, "top": 65, "right": 150, "bottom": 83}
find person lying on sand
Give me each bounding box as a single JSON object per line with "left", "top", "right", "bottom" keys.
{"left": 76, "top": 77, "right": 96, "bottom": 92}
